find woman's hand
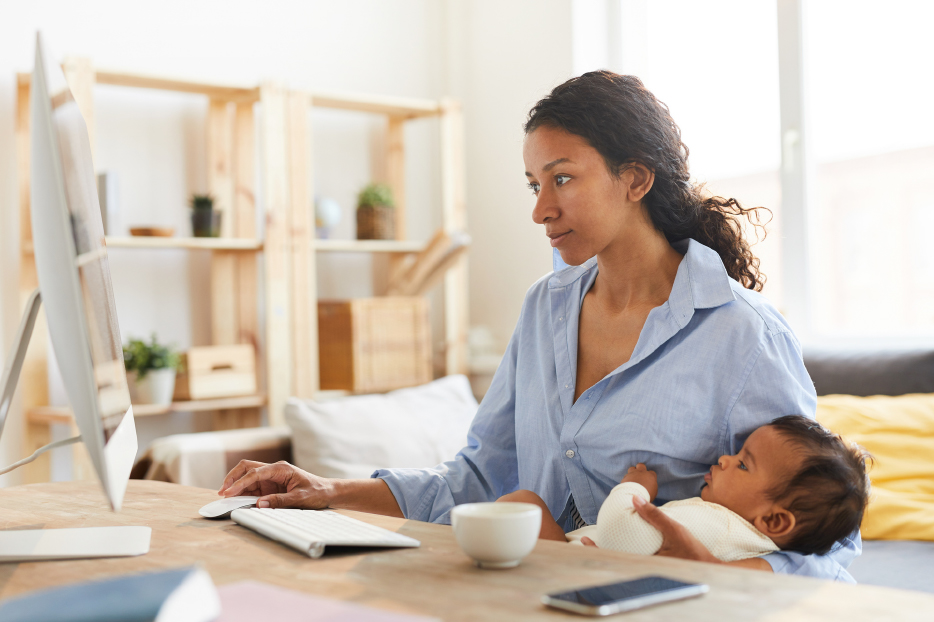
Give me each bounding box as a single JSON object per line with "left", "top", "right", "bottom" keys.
{"left": 584, "top": 497, "right": 772, "bottom": 572}
{"left": 630, "top": 496, "right": 772, "bottom": 571}
{"left": 630, "top": 495, "right": 719, "bottom": 562}
{"left": 218, "top": 460, "right": 405, "bottom": 517}
{"left": 621, "top": 463, "right": 658, "bottom": 501}
{"left": 219, "top": 460, "right": 334, "bottom": 509}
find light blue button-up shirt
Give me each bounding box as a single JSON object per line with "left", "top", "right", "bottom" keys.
{"left": 374, "top": 239, "right": 860, "bottom": 582}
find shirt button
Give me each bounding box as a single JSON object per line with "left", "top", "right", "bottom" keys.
{"left": 565, "top": 450, "right": 575, "bottom": 458}
{"left": 559, "top": 317, "right": 563, "bottom": 321}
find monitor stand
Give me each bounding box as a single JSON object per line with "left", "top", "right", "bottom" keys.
{"left": 0, "top": 289, "right": 151, "bottom": 561}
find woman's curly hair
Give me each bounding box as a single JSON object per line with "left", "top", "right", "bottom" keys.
{"left": 525, "top": 71, "right": 771, "bottom": 291}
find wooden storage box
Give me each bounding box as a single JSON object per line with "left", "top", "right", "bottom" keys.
{"left": 173, "top": 344, "right": 257, "bottom": 400}
{"left": 318, "top": 297, "right": 432, "bottom": 393}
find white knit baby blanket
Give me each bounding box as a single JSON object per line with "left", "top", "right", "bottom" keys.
{"left": 567, "top": 482, "right": 779, "bottom": 562}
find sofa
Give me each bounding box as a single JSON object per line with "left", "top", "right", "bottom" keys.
{"left": 803, "top": 348, "right": 934, "bottom": 593}
{"left": 133, "top": 350, "right": 934, "bottom": 593}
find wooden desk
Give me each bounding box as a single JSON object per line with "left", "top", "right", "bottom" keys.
{"left": 1, "top": 481, "right": 931, "bottom": 620}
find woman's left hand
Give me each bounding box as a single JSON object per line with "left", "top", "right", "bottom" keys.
{"left": 577, "top": 496, "right": 715, "bottom": 562}
{"left": 630, "top": 495, "right": 719, "bottom": 563}
{"left": 582, "top": 496, "right": 773, "bottom": 571}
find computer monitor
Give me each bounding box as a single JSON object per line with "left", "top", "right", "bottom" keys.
{"left": 0, "top": 33, "right": 149, "bottom": 561}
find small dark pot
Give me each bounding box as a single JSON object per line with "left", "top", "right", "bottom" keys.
{"left": 191, "top": 210, "right": 222, "bottom": 237}
{"left": 356, "top": 205, "right": 395, "bottom": 240}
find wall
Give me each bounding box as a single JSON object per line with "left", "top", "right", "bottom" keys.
{"left": 442, "top": 0, "right": 575, "bottom": 350}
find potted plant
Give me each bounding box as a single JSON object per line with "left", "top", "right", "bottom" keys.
{"left": 356, "top": 183, "right": 395, "bottom": 240}
{"left": 190, "top": 193, "right": 221, "bottom": 237}
{"left": 123, "top": 335, "right": 181, "bottom": 405}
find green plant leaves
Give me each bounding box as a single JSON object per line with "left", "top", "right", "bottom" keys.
{"left": 189, "top": 193, "right": 215, "bottom": 211}
{"left": 123, "top": 334, "right": 181, "bottom": 379}
{"left": 357, "top": 183, "right": 395, "bottom": 209}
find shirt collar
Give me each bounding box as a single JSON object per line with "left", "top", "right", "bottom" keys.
{"left": 548, "top": 252, "right": 598, "bottom": 289}
{"left": 548, "top": 239, "right": 735, "bottom": 325}
{"left": 666, "top": 239, "right": 736, "bottom": 327}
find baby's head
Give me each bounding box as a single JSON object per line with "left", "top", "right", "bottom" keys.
{"left": 700, "top": 415, "right": 870, "bottom": 555}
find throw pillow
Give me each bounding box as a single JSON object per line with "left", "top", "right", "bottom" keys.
{"left": 285, "top": 374, "right": 478, "bottom": 479}
{"left": 817, "top": 393, "right": 934, "bottom": 540}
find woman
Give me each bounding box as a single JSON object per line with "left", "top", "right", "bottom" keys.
{"left": 219, "top": 71, "right": 859, "bottom": 581}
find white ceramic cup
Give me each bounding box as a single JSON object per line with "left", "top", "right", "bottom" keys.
{"left": 450, "top": 502, "right": 542, "bottom": 569}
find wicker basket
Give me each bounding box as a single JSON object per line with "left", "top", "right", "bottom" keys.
{"left": 318, "top": 297, "right": 431, "bottom": 393}
{"left": 356, "top": 205, "right": 395, "bottom": 240}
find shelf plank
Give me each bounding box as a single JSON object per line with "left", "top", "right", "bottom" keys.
{"left": 104, "top": 238, "right": 439, "bottom": 254}
{"left": 315, "top": 239, "right": 425, "bottom": 253}
{"left": 105, "top": 236, "right": 263, "bottom": 251}
{"left": 310, "top": 90, "right": 442, "bottom": 119}
{"left": 22, "top": 237, "right": 263, "bottom": 254}
{"left": 27, "top": 394, "right": 267, "bottom": 425}
{"left": 19, "top": 71, "right": 260, "bottom": 103}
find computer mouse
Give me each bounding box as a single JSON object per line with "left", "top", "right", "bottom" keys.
{"left": 198, "top": 496, "right": 260, "bottom": 519}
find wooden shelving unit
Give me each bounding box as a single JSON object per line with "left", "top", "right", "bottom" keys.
{"left": 13, "top": 59, "right": 468, "bottom": 483}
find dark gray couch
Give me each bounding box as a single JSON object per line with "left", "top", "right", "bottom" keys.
{"left": 804, "top": 348, "right": 934, "bottom": 593}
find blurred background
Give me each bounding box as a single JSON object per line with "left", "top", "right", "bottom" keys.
{"left": 2, "top": 0, "right": 933, "bottom": 481}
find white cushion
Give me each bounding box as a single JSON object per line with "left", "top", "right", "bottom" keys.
{"left": 145, "top": 426, "right": 292, "bottom": 489}
{"left": 284, "top": 375, "right": 478, "bottom": 479}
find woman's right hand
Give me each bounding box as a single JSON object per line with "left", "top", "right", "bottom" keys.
{"left": 218, "top": 460, "right": 334, "bottom": 509}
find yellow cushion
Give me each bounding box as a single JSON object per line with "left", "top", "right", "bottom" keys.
{"left": 816, "top": 394, "right": 934, "bottom": 540}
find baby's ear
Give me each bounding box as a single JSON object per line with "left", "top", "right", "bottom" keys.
{"left": 754, "top": 507, "right": 796, "bottom": 539}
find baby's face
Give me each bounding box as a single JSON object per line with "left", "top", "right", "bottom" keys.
{"left": 700, "top": 425, "right": 799, "bottom": 524}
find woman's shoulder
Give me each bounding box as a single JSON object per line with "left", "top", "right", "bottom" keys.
{"left": 717, "top": 280, "right": 796, "bottom": 341}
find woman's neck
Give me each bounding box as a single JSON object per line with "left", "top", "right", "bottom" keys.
{"left": 592, "top": 228, "right": 684, "bottom": 313}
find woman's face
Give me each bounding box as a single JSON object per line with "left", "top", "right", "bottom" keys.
{"left": 523, "top": 125, "right": 652, "bottom": 267}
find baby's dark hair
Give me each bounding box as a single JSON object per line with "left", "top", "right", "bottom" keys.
{"left": 766, "top": 415, "right": 871, "bottom": 556}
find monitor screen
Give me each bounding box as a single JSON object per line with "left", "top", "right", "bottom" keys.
{"left": 44, "top": 51, "right": 129, "bottom": 442}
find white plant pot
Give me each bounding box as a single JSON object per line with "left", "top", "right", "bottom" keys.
{"left": 127, "top": 368, "right": 176, "bottom": 405}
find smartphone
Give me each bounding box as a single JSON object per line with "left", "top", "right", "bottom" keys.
{"left": 542, "top": 576, "right": 709, "bottom": 616}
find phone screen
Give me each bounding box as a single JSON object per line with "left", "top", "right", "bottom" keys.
{"left": 549, "top": 577, "right": 700, "bottom": 606}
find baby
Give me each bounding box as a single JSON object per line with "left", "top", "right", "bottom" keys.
{"left": 498, "top": 415, "right": 871, "bottom": 561}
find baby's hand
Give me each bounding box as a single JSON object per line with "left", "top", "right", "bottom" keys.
{"left": 621, "top": 463, "right": 658, "bottom": 501}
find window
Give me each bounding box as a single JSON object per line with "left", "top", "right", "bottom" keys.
{"left": 574, "top": 0, "right": 934, "bottom": 340}
{"left": 805, "top": 0, "right": 934, "bottom": 337}
{"left": 626, "top": 0, "right": 783, "bottom": 309}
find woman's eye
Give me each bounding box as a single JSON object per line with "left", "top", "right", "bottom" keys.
{"left": 739, "top": 461, "right": 748, "bottom": 471}
{"left": 527, "top": 182, "right": 540, "bottom": 195}
{"left": 555, "top": 174, "right": 571, "bottom": 186}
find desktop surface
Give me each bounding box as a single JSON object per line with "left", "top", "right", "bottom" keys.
{"left": 0, "top": 480, "right": 931, "bottom": 621}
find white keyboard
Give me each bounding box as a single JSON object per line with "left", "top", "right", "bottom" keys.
{"left": 230, "top": 508, "right": 420, "bottom": 559}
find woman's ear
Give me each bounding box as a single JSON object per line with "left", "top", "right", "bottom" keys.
{"left": 623, "top": 163, "right": 655, "bottom": 203}
{"left": 754, "top": 507, "right": 796, "bottom": 539}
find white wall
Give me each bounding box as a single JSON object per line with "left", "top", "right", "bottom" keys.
{"left": 0, "top": 0, "right": 448, "bottom": 481}
{"left": 442, "top": 0, "right": 575, "bottom": 349}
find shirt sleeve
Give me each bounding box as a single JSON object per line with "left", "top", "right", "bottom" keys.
{"left": 763, "top": 531, "right": 860, "bottom": 583}
{"left": 371, "top": 309, "right": 523, "bottom": 525}
{"left": 725, "top": 330, "right": 859, "bottom": 582}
